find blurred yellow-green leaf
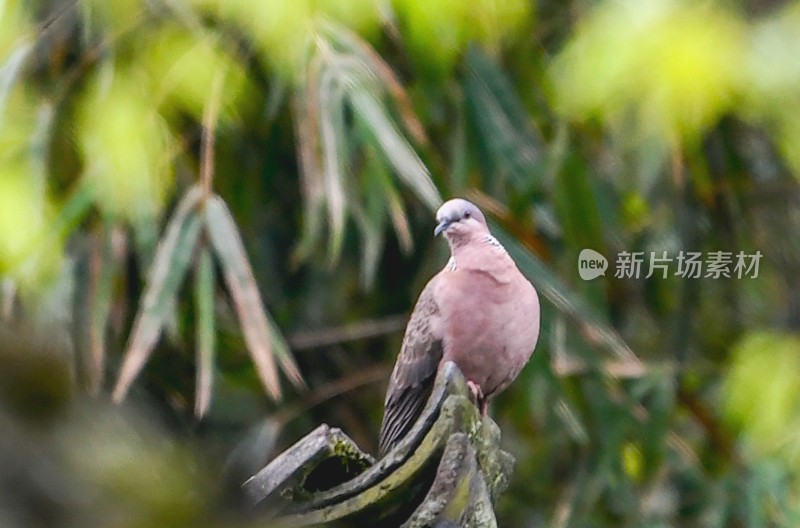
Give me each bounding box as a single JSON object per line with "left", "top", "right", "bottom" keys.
{"left": 0, "top": 0, "right": 32, "bottom": 58}
{"left": 139, "top": 25, "right": 250, "bottom": 121}
{"left": 552, "top": 0, "right": 746, "bottom": 143}
{"left": 745, "top": 4, "right": 800, "bottom": 177}
{"left": 192, "top": 0, "right": 381, "bottom": 80}
{"left": 622, "top": 442, "right": 644, "bottom": 482}
{"left": 745, "top": 4, "right": 800, "bottom": 114}
{"left": 0, "top": 165, "right": 56, "bottom": 283}
{"left": 724, "top": 331, "right": 800, "bottom": 463}
{"left": 0, "top": 89, "right": 60, "bottom": 289}
{"left": 393, "top": 0, "right": 532, "bottom": 76}
{"left": 78, "top": 69, "right": 173, "bottom": 221}
{"left": 81, "top": 0, "right": 144, "bottom": 35}
{"left": 393, "top": 0, "right": 470, "bottom": 76}
{"left": 392, "top": 0, "right": 533, "bottom": 75}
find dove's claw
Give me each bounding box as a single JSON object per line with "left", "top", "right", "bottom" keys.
{"left": 466, "top": 380, "right": 488, "bottom": 415}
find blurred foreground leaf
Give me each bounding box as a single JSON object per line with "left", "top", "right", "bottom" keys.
{"left": 113, "top": 186, "right": 204, "bottom": 402}
{"left": 206, "top": 194, "right": 305, "bottom": 399}
{"left": 193, "top": 244, "right": 216, "bottom": 417}
{"left": 78, "top": 70, "right": 174, "bottom": 222}
{"left": 724, "top": 331, "right": 800, "bottom": 463}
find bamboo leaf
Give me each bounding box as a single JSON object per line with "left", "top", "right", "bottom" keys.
{"left": 194, "top": 243, "right": 216, "bottom": 418}
{"left": 0, "top": 42, "right": 32, "bottom": 126}
{"left": 132, "top": 213, "right": 186, "bottom": 346}
{"left": 554, "top": 397, "right": 590, "bottom": 445}
{"left": 52, "top": 180, "right": 97, "bottom": 240}
{"left": 553, "top": 158, "right": 605, "bottom": 257}
{"left": 355, "top": 129, "right": 414, "bottom": 256}
{"left": 350, "top": 162, "right": 386, "bottom": 289}
{"left": 317, "top": 64, "right": 349, "bottom": 264}
{"left": 463, "top": 46, "right": 545, "bottom": 190}
{"left": 377, "top": 168, "right": 413, "bottom": 255}
{"left": 205, "top": 194, "right": 305, "bottom": 399}
{"left": 265, "top": 312, "right": 306, "bottom": 391}
{"left": 349, "top": 86, "right": 441, "bottom": 212}
{"left": 86, "top": 224, "right": 120, "bottom": 395}
{"left": 491, "top": 223, "right": 641, "bottom": 365}
{"left": 112, "top": 185, "right": 204, "bottom": 402}
{"left": 292, "top": 85, "right": 325, "bottom": 264}
{"left": 320, "top": 20, "right": 429, "bottom": 147}
{"left": 7, "top": 179, "right": 94, "bottom": 275}
{"left": 552, "top": 156, "right": 609, "bottom": 313}
{"left": 450, "top": 97, "right": 469, "bottom": 191}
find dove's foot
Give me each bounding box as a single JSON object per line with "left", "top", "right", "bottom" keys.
{"left": 467, "top": 380, "right": 488, "bottom": 416}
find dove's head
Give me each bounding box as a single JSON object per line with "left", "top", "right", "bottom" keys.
{"left": 434, "top": 199, "right": 489, "bottom": 242}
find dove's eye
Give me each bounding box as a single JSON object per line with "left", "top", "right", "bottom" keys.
{"left": 464, "top": 211, "right": 471, "bottom": 219}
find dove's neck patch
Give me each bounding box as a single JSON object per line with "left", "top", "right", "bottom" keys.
{"left": 445, "top": 235, "right": 506, "bottom": 272}
{"left": 483, "top": 234, "right": 508, "bottom": 255}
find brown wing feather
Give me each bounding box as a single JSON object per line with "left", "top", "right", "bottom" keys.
{"left": 378, "top": 280, "right": 443, "bottom": 455}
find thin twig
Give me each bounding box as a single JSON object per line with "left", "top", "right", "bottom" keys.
{"left": 677, "top": 385, "right": 736, "bottom": 461}
{"left": 87, "top": 229, "right": 105, "bottom": 395}
{"left": 39, "top": 0, "right": 79, "bottom": 34}
{"left": 275, "top": 364, "right": 390, "bottom": 426}
{"left": 1, "top": 278, "right": 15, "bottom": 321}
{"left": 200, "top": 71, "right": 225, "bottom": 197}
{"left": 671, "top": 140, "right": 685, "bottom": 188}
{"left": 286, "top": 314, "right": 407, "bottom": 350}
{"left": 551, "top": 357, "right": 653, "bottom": 379}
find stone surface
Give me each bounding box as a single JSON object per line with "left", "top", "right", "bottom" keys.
{"left": 243, "top": 362, "right": 516, "bottom": 527}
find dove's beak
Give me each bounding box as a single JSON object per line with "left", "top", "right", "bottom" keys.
{"left": 434, "top": 219, "right": 452, "bottom": 237}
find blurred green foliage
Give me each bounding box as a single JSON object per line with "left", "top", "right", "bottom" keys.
{"left": 553, "top": 0, "right": 747, "bottom": 143}
{"left": 1, "top": 0, "right": 800, "bottom": 526}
